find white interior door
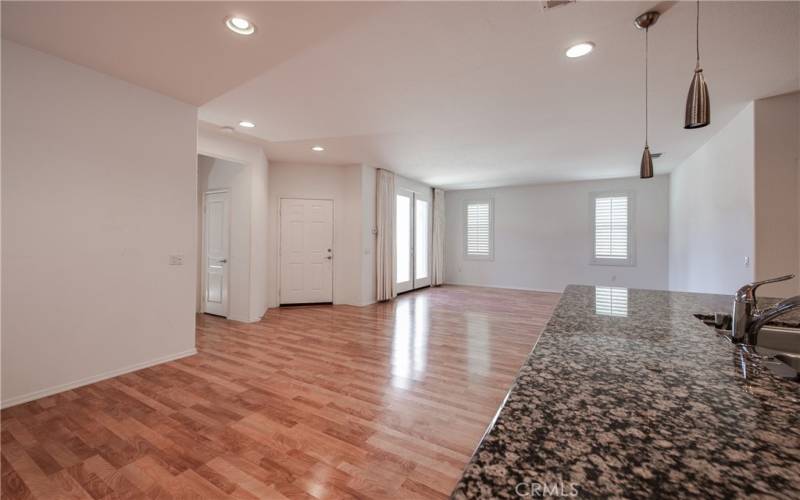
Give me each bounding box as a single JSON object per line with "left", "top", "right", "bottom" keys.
{"left": 395, "top": 189, "right": 414, "bottom": 294}
{"left": 280, "top": 198, "right": 334, "bottom": 304}
{"left": 203, "top": 191, "right": 230, "bottom": 316}
{"left": 414, "top": 196, "right": 431, "bottom": 288}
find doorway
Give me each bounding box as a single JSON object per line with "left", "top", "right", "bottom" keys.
{"left": 396, "top": 188, "right": 431, "bottom": 294}
{"left": 202, "top": 190, "right": 230, "bottom": 316}
{"left": 280, "top": 198, "right": 334, "bottom": 304}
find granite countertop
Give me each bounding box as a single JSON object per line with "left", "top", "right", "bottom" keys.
{"left": 451, "top": 285, "right": 800, "bottom": 499}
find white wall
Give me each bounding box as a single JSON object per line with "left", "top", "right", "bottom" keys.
{"left": 754, "top": 93, "right": 800, "bottom": 296}
{"left": 197, "top": 128, "right": 269, "bottom": 321}
{"left": 267, "top": 162, "right": 368, "bottom": 306}
{"left": 360, "top": 165, "right": 377, "bottom": 306}
{"left": 249, "top": 151, "right": 270, "bottom": 318}
{"left": 445, "top": 176, "right": 669, "bottom": 292}
{"left": 1, "top": 42, "right": 198, "bottom": 407}
{"left": 669, "top": 104, "right": 756, "bottom": 294}
{"left": 340, "top": 165, "right": 364, "bottom": 305}
{"left": 197, "top": 155, "right": 250, "bottom": 320}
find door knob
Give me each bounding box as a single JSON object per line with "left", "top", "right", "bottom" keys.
{"left": 219, "top": 259, "right": 228, "bottom": 264}
{"left": 326, "top": 256, "right": 332, "bottom": 260}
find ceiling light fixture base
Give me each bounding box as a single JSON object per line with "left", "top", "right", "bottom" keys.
{"left": 634, "top": 11, "right": 660, "bottom": 30}
{"left": 225, "top": 16, "right": 256, "bottom": 36}
{"left": 566, "top": 42, "right": 595, "bottom": 58}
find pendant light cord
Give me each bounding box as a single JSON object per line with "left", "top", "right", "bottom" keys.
{"left": 696, "top": 0, "right": 701, "bottom": 67}
{"left": 645, "top": 27, "right": 649, "bottom": 146}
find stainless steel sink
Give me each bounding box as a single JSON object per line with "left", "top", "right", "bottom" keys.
{"left": 775, "top": 353, "right": 800, "bottom": 371}
{"left": 695, "top": 312, "right": 800, "bottom": 375}
{"left": 755, "top": 325, "right": 800, "bottom": 355}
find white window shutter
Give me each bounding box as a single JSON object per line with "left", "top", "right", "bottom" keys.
{"left": 464, "top": 200, "right": 493, "bottom": 259}
{"left": 593, "top": 195, "right": 633, "bottom": 265}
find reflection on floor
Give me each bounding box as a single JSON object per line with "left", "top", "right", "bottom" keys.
{"left": 1, "top": 285, "right": 559, "bottom": 499}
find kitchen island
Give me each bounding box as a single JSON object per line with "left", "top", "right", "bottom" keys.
{"left": 451, "top": 285, "right": 800, "bottom": 499}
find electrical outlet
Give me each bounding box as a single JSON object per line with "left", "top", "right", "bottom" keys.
{"left": 169, "top": 254, "right": 184, "bottom": 266}
{"left": 744, "top": 256, "right": 750, "bottom": 267}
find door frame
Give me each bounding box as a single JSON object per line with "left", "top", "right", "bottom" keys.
{"left": 278, "top": 197, "right": 335, "bottom": 305}
{"left": 395, "top": 187, "right": 433, "bottom": 294}
{"left": 395, "top": 188, "right": 415, "bottom": 294}
{"left": 201, "top": 189, "right": 231, "bottom": 317}
{"left": 412, "top": 191, "right": 432, "bottom": 289}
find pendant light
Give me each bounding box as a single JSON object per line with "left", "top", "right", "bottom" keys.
{"left": 684, "top": 0, "right": 710, "bottom": 128}
{"left": 635, "top": 11, "right": 659, "bottom": 179}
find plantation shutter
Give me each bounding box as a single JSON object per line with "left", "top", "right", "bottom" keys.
{"left": 465, "top": 201, "right": 492, "bottom": 258}
{"left": 594, "top": 196, "right": 629, "bottom": 260}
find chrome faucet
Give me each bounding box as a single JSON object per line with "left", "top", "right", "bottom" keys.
{"left": 732, "top": 274, "right": 800, "bottom": 345}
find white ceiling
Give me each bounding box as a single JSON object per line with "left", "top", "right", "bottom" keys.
{"left": 1, "top": 2, "right": 382, "bottom": 106}
{"left": 4, "top": 2, "right": 799, "bottom": 189}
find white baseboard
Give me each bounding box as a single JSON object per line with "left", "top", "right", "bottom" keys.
{"left": 443, "top": 281, "right": 563, "bottom": 294}
{"left": 1, "top": 347, "right": 198, "bottom": 409}
{"left": 226, "top": 314, "right": 253, "bottom": 323}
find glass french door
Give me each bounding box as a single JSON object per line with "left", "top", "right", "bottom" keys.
{"left": 396, "top": 188, "right": 431, "bottom": 293}
{"left": 414, "top": 197, "right": 430, "bottom": 288}
{"left": 396, "top": 190, "right": 413, "bottom": 293}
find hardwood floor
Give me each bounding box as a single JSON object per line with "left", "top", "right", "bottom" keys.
{"left": 1, "top": 285, "right": 559, "bottom": 499}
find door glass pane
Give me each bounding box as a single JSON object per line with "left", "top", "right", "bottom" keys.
{"left": 415, "top": 199, "right": 429, "bottom": 280}
{"left": 396, "top": 194, "right": 411, "bottom": 283}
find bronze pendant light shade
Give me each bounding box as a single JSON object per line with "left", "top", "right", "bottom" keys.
{"left": 685, "top": 0, "right": 710, "bottom": 128}
{"left": 635, "top": 11, "right": 659, "bottom": 179}
{"left": 641, "top": 145, "right": 654, "bottom": 179}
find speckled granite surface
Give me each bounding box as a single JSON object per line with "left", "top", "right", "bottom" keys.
{"left": 452, "top": 285, "right": 800, "bottom": 499}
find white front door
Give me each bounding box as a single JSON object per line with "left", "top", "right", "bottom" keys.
{"left": 280, "top": 198, "right": 334, "bottom": 304}
{"left": 203, "top": 191, "right": 230, "bottom": 317}
{"left": 395, "top": 189, "right": 414, "bottom": 294}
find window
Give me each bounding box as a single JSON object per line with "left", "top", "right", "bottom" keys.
{"left": 464, "top": 199, "right": 493, "bottom": 260}
{"left": 591, "top": 193, "right": 634, "bottom": 266}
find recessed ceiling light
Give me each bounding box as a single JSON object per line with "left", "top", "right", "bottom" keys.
{"left": 311, "top": 146, "right": 325, "bottom": 152}
{"left": 238, "top": 121, "right": 255, "bottom": 128}
{"left": 565, "top": 42, "right": 595, "bottom": 58}
{"left": 225, "top": 16, "right": 256, "bottom": 35}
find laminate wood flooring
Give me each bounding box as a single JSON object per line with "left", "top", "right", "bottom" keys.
{"left": 1, "top": 285, "right": 559, "bottom": 499}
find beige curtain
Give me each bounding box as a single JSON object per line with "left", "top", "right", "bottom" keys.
{"left": 431, "top": 188, "right": 446, "bottom": 286}
{"left": 376, "top": 169, "right": 396, "bottom": 301}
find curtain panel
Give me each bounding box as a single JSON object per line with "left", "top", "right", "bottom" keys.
{"left": 431, "top": 188, "right": 446, "bottom": 286}
{"left": 376, "top": 169, "right": 397, "bottom": 301}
